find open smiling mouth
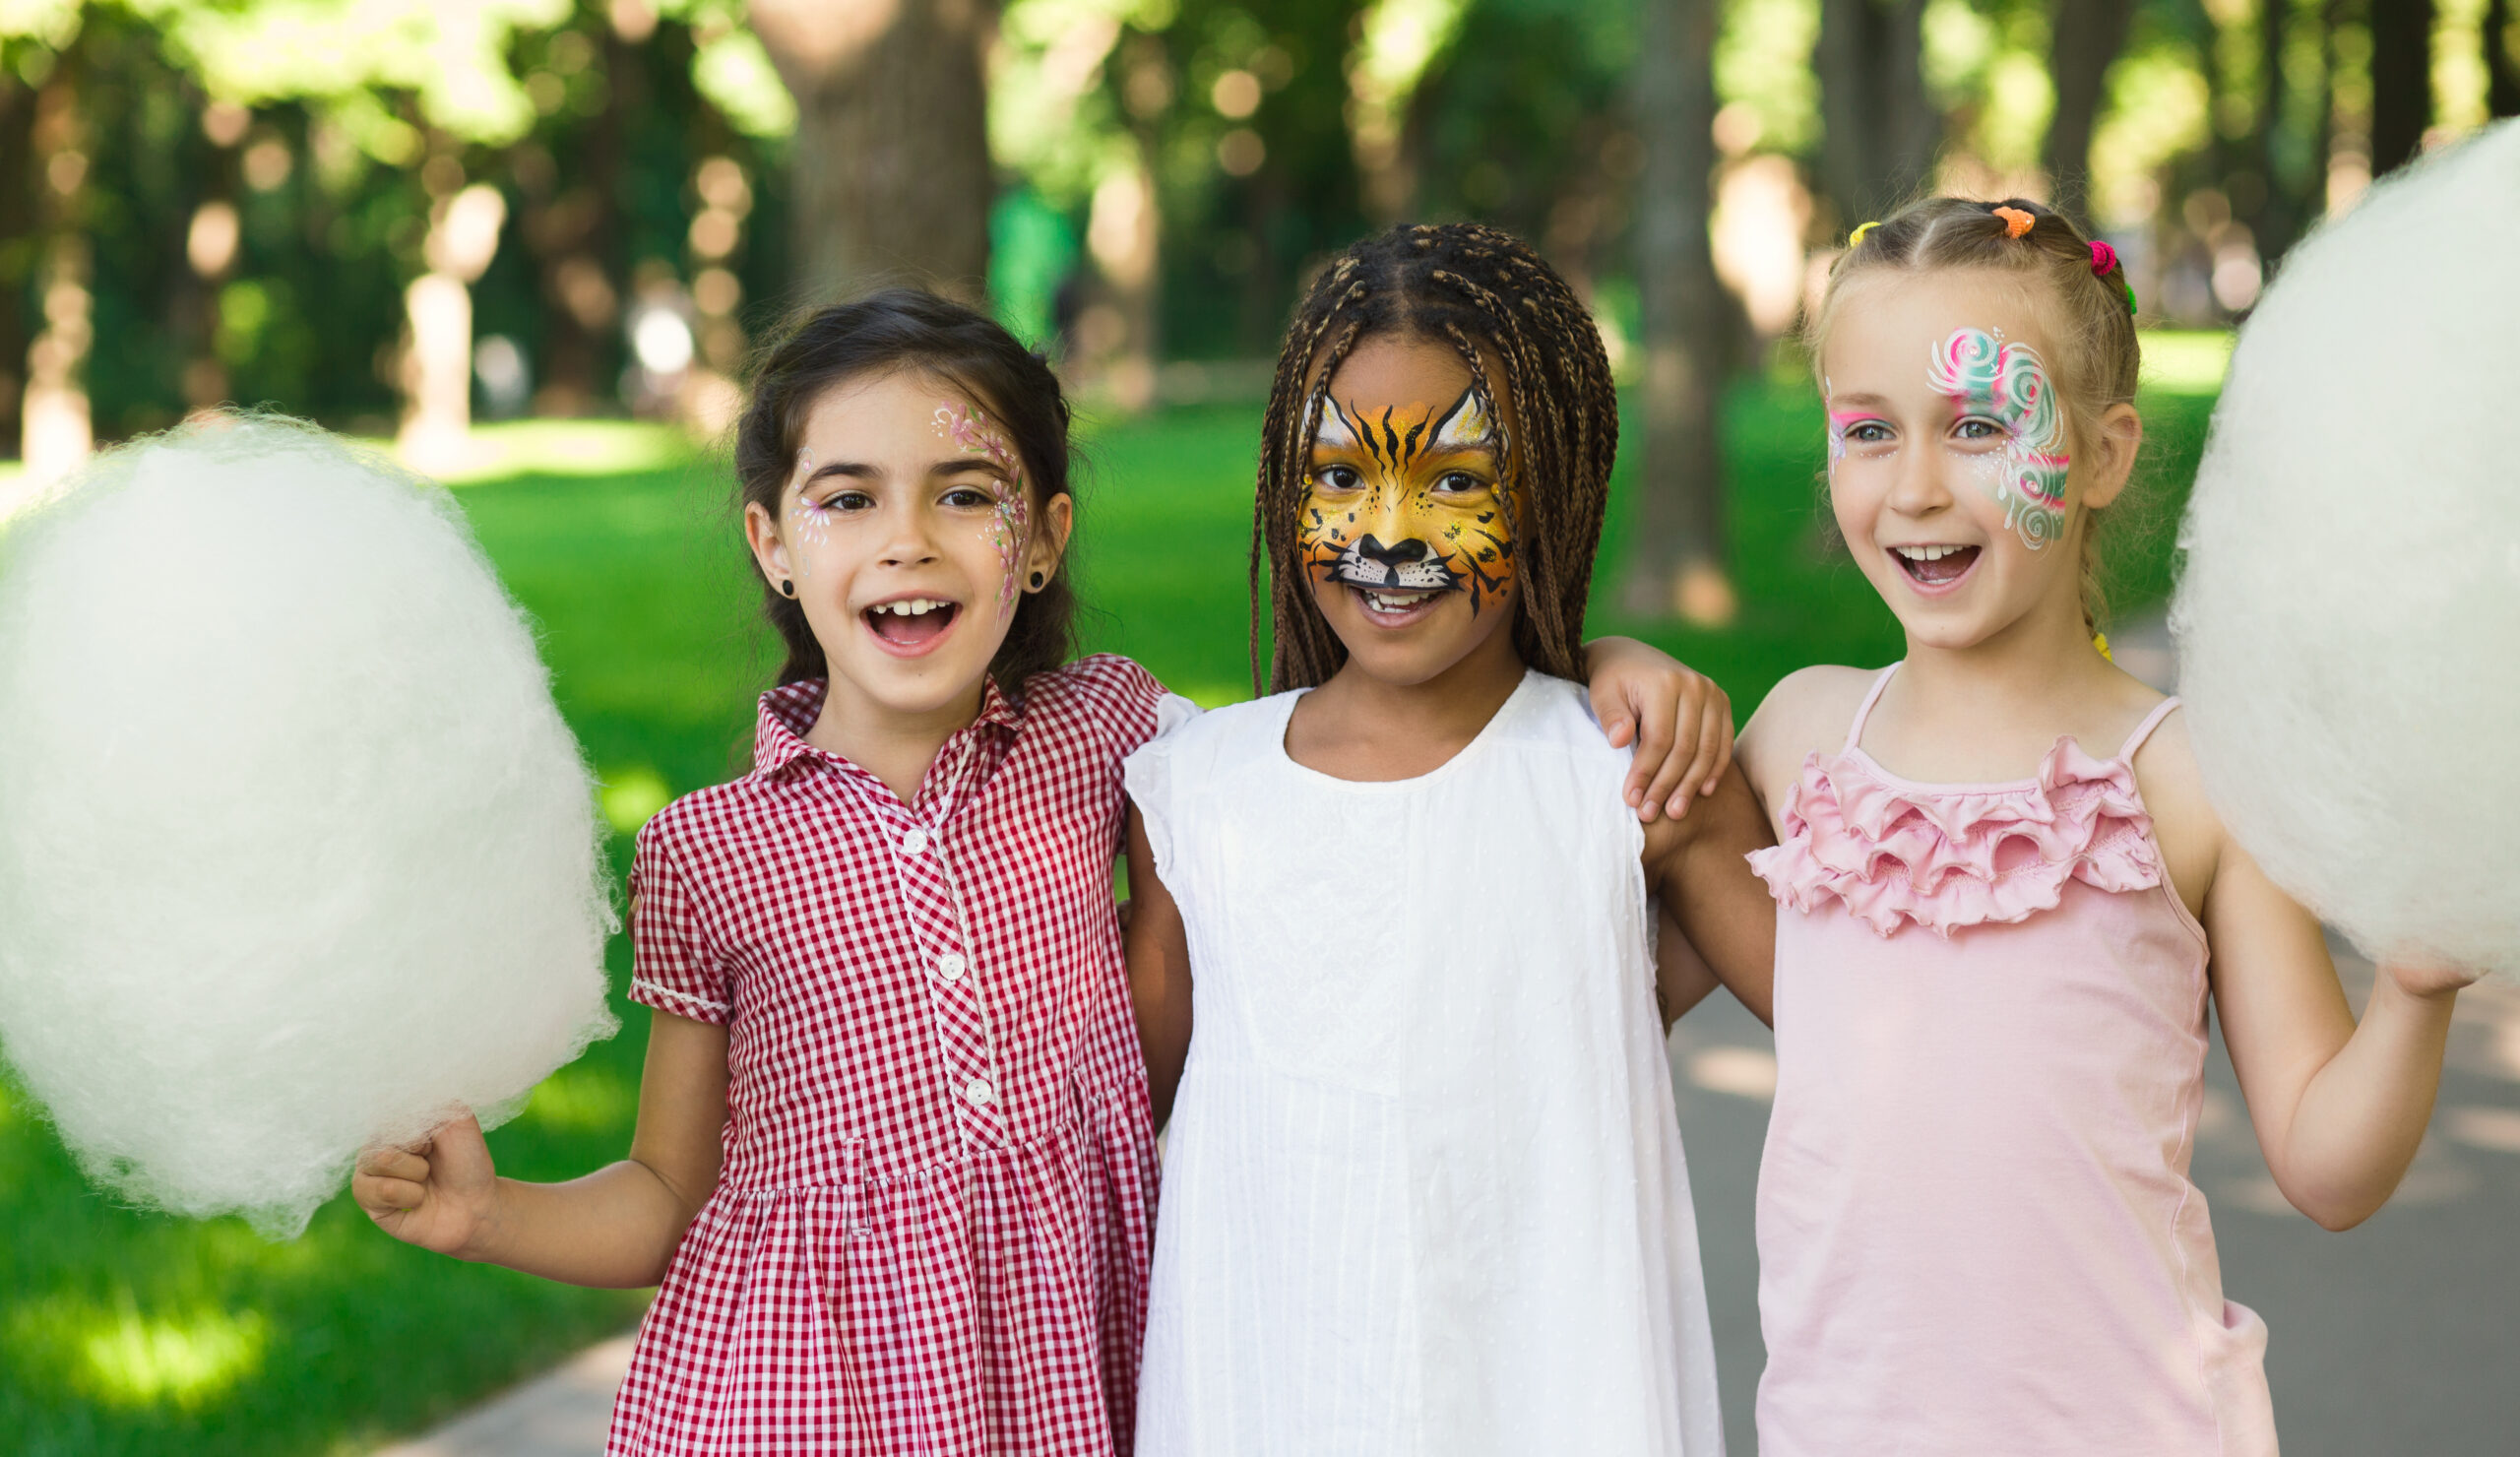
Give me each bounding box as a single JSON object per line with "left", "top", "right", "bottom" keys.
{"left": 1890, "top": 543, "right": 1981, "bottom": 588}
{"left": 863, "top": 597, "right": 961, "bottom": 649}
{"left": 1350, "top": 584, "right": 1449, "bottom": 622}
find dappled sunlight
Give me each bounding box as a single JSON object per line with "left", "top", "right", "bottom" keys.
{"left": 6, "top": 1294, "right": 269, "bottom": 1411}
{"left": 2136, "top": 329, "right": 2236, "bottom": 394}
{"left": 599, "top": 766, "right": 674, "bottom": 834}
{"left": 525, "top": 1066, "right": 638, "bottom": 1135}
{"left": 375, "top": 420, "right": 700, "bottom": 487}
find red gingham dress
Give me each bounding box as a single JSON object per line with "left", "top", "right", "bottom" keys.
{"left": 605, "top": 655, "right": 1169, "bottom": 1456}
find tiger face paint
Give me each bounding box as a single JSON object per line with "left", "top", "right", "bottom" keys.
{"left": 1297, "top": 386, "right": 1518, "bottom": 616}
{"left": 1925, "top": 327, "right": 2070, "bottom": 549}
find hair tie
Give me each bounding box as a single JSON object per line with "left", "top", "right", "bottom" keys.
{"left": 2088, "top": 239, "right": 2118, "bottom": 276}
{"left": 1849, "top": 221, "right": 1880, "bottom": 247}
{"left": 1992, "top": 206, "right": 2035, "bottom": 238}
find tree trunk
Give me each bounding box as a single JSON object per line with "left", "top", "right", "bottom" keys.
{"left": 2488, "top": 0, "right": 2519, "bottom": 118}
{"left": 0, "top": 75, "right": 36, "bottom": 454}
{"left": 2043, "top": 0, "right": 2139, "bottom": 214}
{"left": 1813, "top": 0, "right": 1935, "bottom": 226}
{"left": 22, "top": 50, "right": 90, "bottom": 485}
{"left": 1622, "top": 0, "right": 1732, "bottom": 625}
{"left": 2368, "top": 0, "right": 2434, "bottom": 175}
{"left": 749, "top": 0, "right": 994, "bottom": 305}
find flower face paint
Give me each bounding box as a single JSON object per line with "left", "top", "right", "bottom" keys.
{"left": 933, "top": 403, "right": 1032, "bottom": 613}
{"left": 1924, "top": 328, "right": 2070, "bottom": 548}
{"left": 787, "top": 448, "right": 827, "bottom": 571}
{"left": 1297, "top": 387, "right": 1517, "bottom": 614}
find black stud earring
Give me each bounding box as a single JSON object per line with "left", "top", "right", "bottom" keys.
{"left": 780, "top": 580, "right": 795, "bottom": 599}
{"left": 1028, "top": 571, "right": 1045, "bottom": 590}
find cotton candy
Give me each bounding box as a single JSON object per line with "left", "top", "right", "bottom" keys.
{"left": 2171, "top": 119, "right": 2520, "bottom": 979}
{"left": 0, "top": 415, "right": 617, "bottom": 1236}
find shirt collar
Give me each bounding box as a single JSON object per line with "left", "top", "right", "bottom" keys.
{"left": 751, "top": 676, "right": 1023, "bottom": 779}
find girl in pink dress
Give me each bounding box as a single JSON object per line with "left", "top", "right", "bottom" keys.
{"left": 348, "top": 289, "right": 1732, "bottom": 1455}
{"left": 1734, "top": 198, "right": 2484, "bottom": 1456}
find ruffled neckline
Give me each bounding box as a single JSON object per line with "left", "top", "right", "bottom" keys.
{"left": 1747, "top": 735, "right": 2165, "bottom": 938}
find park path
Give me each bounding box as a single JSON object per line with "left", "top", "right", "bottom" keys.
{"left": 372, "top": 606, "right": 2520, "bottom": 1455}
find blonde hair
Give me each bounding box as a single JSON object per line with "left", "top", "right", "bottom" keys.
{"left": 1807, "top": 196, "right": 2143, "bottom": 630}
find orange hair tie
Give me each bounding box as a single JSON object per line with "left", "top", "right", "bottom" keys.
{"left": 1992, "top": 206, "right": 2035, "bottom": 238}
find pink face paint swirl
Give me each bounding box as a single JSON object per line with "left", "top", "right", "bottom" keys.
{"left": 1924, "top": 328, "right": 2070, "bottom": 549}
{"left": 933, "top": 404, "right": 1032, "bottom": 613}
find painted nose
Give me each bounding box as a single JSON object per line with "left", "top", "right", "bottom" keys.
{"left": 1356, "top": 535, "right": 1428, "bottom": 566}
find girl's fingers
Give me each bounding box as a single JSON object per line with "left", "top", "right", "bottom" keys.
{"left": 1636, "top": 679, "right": 1707, "bottom": 820}
{"left": 1668, "top": 695, "right": 1733, "bottom": 816}
{"left": 1626, "top": 686, "right": 1677, "bottom": 817}
{"left": 354, "top": 1174, "right": 428, "bottom": 1213}
{"left": 356, "top": 1146, "right": 430, "bottom": 1183}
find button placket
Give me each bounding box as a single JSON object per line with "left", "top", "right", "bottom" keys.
{"left": 890, "top": 804, "right": 1007, "bottom": 1150}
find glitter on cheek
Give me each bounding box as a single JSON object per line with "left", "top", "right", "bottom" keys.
{"left": 1924, "top": 328, "right": 2071, "bottom": 549}
{"left": 788, "top": 449, "right": 825, "bottom": 576}
{"left": 934, "top": 403, "right": 1033, "bottom": 612}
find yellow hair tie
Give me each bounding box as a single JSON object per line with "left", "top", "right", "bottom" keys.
{"left": 2093, "top": 632, "right": 2112, "bottom": 662}
{"left": 1849, "top": 221, "right": 1881, "bottom": 247}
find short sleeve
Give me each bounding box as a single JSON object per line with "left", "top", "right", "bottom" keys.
{"left": 1122, "top": 721, "right": 1191, "bottom": 884}
{"left": 626, "top": 821, "right": 732, "bottom": 1025}
{"left": 1065, "top": 652, "right": 1200, "bottom": 758}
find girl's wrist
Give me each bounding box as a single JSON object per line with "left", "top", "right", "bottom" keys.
{"left": 453, "top": 1178, "right": 512, "bottom": 1265}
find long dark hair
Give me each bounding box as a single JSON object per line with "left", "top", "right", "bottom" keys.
{"left": 1252, "top": 222, "right": 1617, "bottom": 693}
{"left": 732, "top": 288, "right": 1078, "bottom": 695}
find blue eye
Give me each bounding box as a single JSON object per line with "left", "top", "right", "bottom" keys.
{"left": 1847, "top": 421, "right": 1891, "bottom": 444}
{"left": 1955, "top": 417, "right": 2004, "bottom": 441}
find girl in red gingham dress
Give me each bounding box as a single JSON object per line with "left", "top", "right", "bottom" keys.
{"left": 352, "top": 289, "right": 1727, "bottom": 1455}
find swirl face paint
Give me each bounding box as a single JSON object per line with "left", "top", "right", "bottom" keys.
{"left": 933, "top": 403, "right": 1032, "bottom": 613}
{"left": 1297, "top": 387, "right": 1518, "bottom": 614}
{"left": 1924, "top": 328, "right": 2070, "bottom": 549}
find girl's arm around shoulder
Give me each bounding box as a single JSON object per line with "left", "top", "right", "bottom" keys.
{"left": 1581, "top": 636, "right": 1735, "bottom": 824}
{"left": 1124, "top": 802, "right": 1194, "bottom": 1128}
{"left": 352, "top": 1010, "right": 730, "bottom": 1288}
{"left": 1736, "top": 665, "right": 1880, "bottom": 834}
{"left": 2133, "top": 713, "right": 2478, "bottom": 1231}
{"left": 1640, "top": 762, "right": 1778, "bottom": 1026}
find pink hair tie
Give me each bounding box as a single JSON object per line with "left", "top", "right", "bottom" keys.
{"left": 2089, "top": 239, "right": 2118, "bottom": 276}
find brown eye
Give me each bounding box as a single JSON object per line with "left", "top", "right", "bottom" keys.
{"left": 1314, "top": 465, "right": 1361, "bottom": 492}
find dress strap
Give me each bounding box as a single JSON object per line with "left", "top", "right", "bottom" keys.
{"left": 1843, "top": 664, "right": 1902, "bottom": 753}
{"left": 2116, "top": 696, "right": 2183, "bottom": 762}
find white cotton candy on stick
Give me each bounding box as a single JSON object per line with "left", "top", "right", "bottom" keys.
{"left": 2171, "top": 119, "right": 2520, "bottom": 980}
{"left": 0, "top": 415, "right": 617, "bottom": 1236}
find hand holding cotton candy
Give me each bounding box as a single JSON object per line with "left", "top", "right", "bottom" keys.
{"left": 0, "top": 416, "right": 617, "bottom": 1236}
{"left": 2171, "top": 120, "right": 2520, "bottom": 980}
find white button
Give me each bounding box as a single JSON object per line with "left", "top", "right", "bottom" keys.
{"left": 937, "top": 953, "right": 968, "bottom": 982}
{"left": 963, "top": 1077, "right": 995, "bottom": 1107}
{"left": 900, "top": 827, "right": 929, "bottom": 855}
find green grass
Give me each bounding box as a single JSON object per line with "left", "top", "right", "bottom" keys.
{"left": 0, "top": 354, "right": 2222, "bottom": 1452}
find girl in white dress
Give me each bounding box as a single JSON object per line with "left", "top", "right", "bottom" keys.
{"left": 1122, "top": 223, "right": 1778, "bottom": 1455}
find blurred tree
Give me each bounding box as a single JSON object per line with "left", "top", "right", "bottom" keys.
{"left": 2487, "top": 0, "right": 2518, "bottom": 117}
{"left": 18, "top": 15, "right": 90, "bottom": 483}
{"left": 1624, "top": 0, "right": 1732, "bottom": 623}
{"left": 2044, "top": 0, "right": 2141, "bottom": 212}
{"left": 2367, "top": 0, "right": 2430, "bottom": 174}
{"left": 1813, "top": 0, "right": 1935, "bottom": 223}
{"left": 749, "top": 0, "right": 993, "bottom": 303}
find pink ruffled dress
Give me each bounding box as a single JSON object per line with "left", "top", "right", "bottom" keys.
{"left": 1746, "top": 664, "right": 2276, "bottom": 1457}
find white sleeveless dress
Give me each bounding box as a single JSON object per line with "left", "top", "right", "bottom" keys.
{"left": 1123, "top": 669, "right": 1726, "bottom": 1456}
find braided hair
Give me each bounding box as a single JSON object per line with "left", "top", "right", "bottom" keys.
{"left": 1808, "top": 196, "right": 2144, "bottom": 633}
{"left": 1251, "top": 222, "right": 1616, "bottom": 694}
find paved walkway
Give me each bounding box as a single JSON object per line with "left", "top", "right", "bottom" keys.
{"left": 374, "top": 607, "right": 2520, "bottom": 1454}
